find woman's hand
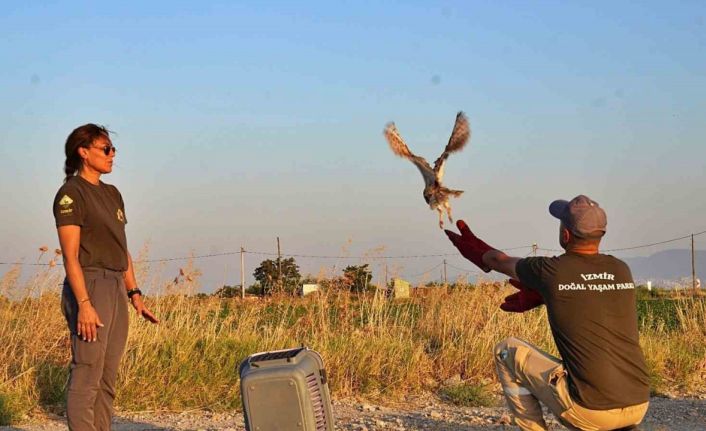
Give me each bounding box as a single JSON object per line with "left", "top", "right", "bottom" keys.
{"left": 77, "top": 302, "right": 104, "bottom": 342}
{"left": 130, "top": 295, "right": 159, "bottom": 324}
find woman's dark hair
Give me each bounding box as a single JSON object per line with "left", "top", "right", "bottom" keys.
{"left": 64, "top": 124, "right": 112, "bottom": 183}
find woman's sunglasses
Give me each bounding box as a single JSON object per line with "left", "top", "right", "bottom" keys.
{"left": 92, "top": 145, "right": 117, "bottom": 156}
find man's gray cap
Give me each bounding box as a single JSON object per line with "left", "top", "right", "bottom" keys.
{"left": 549, "top": 195, "right": 607, "bottom": 238}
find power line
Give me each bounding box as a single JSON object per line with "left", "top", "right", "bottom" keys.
{"left": 603, "top": 230, "right": 706, "bottom": 252}
{"left": 140, "top": 251, "right": 243, "bottom": 263}
{"left": 2, "top": 229, "right": 704, "bottom": 267}
{"left": 446, "top": 262, "right": 482, "bottom": 275}
{"left": 536, "top": 247, "right": 563, "bottom": 253}
{"left": 502, "top": 245, "right": 534, "bottom": 252}
{"left": 523, "top": 248, "right": 536, "bottom": 258}
{"left": 407, "top": 262, "right": 444, "bottom": 278}
{"left": 242, "top": 246, "right": 532, "bottom": 260}
{"left": 0, "top": 250, "right": 495, "bottom": 266}
{"left": 137, "top": 245, "right": 534, "bottom": 263}
{"left": 242, "top": 250, "right": 458, "bottom": 260}
{"left": 537, "top": 229, "right": 706, "bottom": 254}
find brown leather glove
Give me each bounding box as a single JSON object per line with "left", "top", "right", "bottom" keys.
{"left": 444, "top": 220, "right": 496, "bottom": 272}
{"left": 500, "top": 279, "right": 544, "bottom": 313}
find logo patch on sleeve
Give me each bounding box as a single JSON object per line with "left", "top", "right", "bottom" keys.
{"left": 59, "top": 195, "right": 73, "bottom": 206}
{"left": 117, "top": 208, "right": 125, "bottom": 222}
{"left": 59, "top": 195, "right": 74, "bottom": 215}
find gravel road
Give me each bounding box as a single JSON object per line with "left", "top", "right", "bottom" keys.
{"left": 3, "top": 396, "right": 704, "bottom": 431}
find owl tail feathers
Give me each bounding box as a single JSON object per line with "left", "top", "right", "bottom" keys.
{"left": 445, "top": 188, "right": 464, "bottom": 198}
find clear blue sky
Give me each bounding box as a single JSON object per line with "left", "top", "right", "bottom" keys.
{"left": 1, "top": 1, "right": 705, "bottom": 290}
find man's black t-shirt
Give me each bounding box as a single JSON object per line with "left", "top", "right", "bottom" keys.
{"left": 516, "top": 252, "right": 650, "bottom": 410}
{"left": 53, "top": 175, "right": 128, "bottom": 271}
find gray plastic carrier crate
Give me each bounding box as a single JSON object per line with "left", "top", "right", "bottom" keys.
{"left": 239, "top": 347, "right": 334, "bottom": 431}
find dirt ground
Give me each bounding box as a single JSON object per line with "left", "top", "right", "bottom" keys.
{"left": 2, "top": 396, "right": 704, "bottom": 431}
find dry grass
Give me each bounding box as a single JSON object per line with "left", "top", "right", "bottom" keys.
{"left": 0, "top": 264, "right": 704, "bottom": 424}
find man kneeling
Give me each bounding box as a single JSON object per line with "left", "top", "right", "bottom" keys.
{"left": 446, "top": 195, "right": 649, "bottom": 431}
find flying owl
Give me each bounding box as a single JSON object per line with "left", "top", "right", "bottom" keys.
{"left": 384, "top": 111, "right": 470, "bottom": 228}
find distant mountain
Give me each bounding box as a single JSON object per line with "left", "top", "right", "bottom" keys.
{"left": 622, "top": 249, "right": 704, "bottom": 284}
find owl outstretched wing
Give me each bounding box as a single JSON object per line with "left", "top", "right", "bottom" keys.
{"left": 384, "top": 122, "right": 436, "bottom": 187}
{"left": 433, "top": 111, "right": 470, "bottom": 181}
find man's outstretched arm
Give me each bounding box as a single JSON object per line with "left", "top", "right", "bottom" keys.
{"left": 482, "top": 250, "right": 520, "bottom": 280}
{"left": 445, "top": 220, "right": 543, "bottom": 313}
{"left": 444, "top": 220, "right": 520, "bottom": 278}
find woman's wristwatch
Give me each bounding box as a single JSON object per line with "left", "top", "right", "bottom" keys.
{"left": 127, "top": 288, "right": 142, "bottom": 299}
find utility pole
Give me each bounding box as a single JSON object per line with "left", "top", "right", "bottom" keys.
{"left": 532, "top": 243, "right": 538, "bottom": 257}
{"left": 444, "top": 259, "right": 449, "bottom": 287}
{"left": 384, "top": 264, "right": 388, "bottom": 289}
{"left": 240, "top": 246, "right": 245, "bottom": 299}
{"left": 444, "top": 259, "right": 449, "bottom": 294}
{"left": 277, "top": 237, "right": 282, "bottom": 294}
{"left": 692, "top": 234, "right": 696, "bottom": 294}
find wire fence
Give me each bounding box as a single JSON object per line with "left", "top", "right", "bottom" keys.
{"left": 535, "top": 230, "right": 706, "bottom": 254}
{"left": 2, "top": 230, "right": 704, "bottom": 277}
{"left": 0, "top": 245, "right": 536, "bottom": 266}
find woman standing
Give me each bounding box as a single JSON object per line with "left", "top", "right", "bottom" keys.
{"left": 53, "top": 124, "right": 158, "bottom": 431}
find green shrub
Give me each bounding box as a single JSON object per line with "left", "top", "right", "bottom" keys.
{"left": 440, "top": 383, "right": 496, "bottom": 407}
{"left": 0, "top": 391, "right": 21, "bottom": 426}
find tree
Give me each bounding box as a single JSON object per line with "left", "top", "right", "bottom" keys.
{"left": 213, "top": 285, "right": 241, "bottom": 298}
{"left": 246, "top": 282, "right": 264, "bottom": 296}
{"left": 253, "top": 257, "right": 301, "bottom": 295}
{"left": 343, "top": 264, "right": 373, "bottom": 293}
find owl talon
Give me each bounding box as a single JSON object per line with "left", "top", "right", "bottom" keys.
{"left": 446, "top": 204, "right": 454, "bottom": 223}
